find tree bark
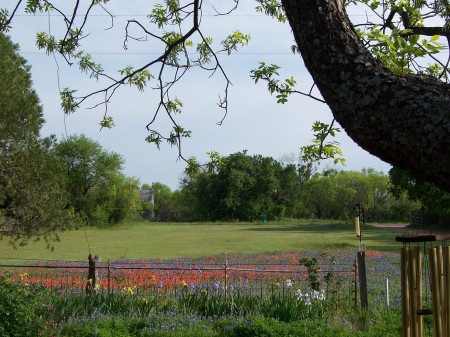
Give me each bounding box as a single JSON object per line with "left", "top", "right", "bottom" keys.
{"left": 281, "top": 0, "right": 450, "bottom": 192}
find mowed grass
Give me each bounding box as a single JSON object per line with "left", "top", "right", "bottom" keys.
{"left": 0, "top": 220, "right": 405, "bottom": 261}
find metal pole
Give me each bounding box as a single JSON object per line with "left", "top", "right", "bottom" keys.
{"left": 386, "top": 279, "right": 390, "bottom": 308}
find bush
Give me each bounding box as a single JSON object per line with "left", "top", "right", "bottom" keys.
{"left": 0, "top": 275, "right": 50, "bottom": 337}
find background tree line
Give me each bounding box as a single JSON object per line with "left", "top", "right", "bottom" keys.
{"left": 150, "top": 151, "right": 446, "bottom": 224}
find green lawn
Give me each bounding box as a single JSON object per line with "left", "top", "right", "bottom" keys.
{"left": 0, "top": 220, "right": 405, "bottom": 261}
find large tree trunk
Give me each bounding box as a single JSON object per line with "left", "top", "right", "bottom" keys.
{"left": 281, "top": 0, "right": 450, "bottom": 192}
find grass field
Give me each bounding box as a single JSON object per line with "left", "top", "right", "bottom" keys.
{"left": 0, "top": 220, "right": 406, "bottom": 262}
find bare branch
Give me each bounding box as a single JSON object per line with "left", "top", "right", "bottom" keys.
{"left": 0, "top": 0, "right": 23, "bottom": 31}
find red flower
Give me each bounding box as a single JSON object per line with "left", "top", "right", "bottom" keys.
{"left": 49, "top": 305, "right": 54, "bottom": 312}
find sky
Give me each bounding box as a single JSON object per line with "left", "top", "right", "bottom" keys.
{"left": 4, "top": 0, "right": 393, "bottom": 190}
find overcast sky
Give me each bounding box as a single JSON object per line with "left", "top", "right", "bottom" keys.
{"left": 4, "top": 0, "right": 393, "bottom": 190}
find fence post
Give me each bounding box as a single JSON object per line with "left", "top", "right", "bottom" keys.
{"left": 108, "top": 260, "right": 111, "bottom": 295}
{"left": 354, "top": 256, "right": 358, "bottom": 310}
{"left": 224, "top": 260, "right": 228, "bottom": 300}
{"left": 358, "top": 251, "right": 368, "bottom": 309}
{"left": 86, "top": 253, "right": 100, "bottom": 295}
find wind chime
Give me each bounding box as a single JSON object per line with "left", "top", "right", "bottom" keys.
{"left": 396, "top": 212, "right": 450, "bottom": 337}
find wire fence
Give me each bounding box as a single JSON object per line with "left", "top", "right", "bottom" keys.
{"left": 0, "top": 254, "right": 400, "bottom": 308}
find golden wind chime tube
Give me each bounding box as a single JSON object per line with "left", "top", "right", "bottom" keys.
{"left": 429, "top": 246, "right": 442, "bottom": 337}
{"left": 443, "top": 246, "right": 450, "bottom": 337}
{"left": 407, "top": 248, "right": 418, "bottom": 337}
{"left": 436, "top": 246, "right": 445, "bottom": 337}
{"left": 414, "top": 246, "right": 423, "bottom": 337}
{"left": 355, "top": 216, "right": 361, "bottom": 238}
{"left": 401, "top": 246, "right": 424, "bottom": 337}
{"left": 402, "top": 247, "right": 411, "bottom": 337}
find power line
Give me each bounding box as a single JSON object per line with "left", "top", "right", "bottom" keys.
{"left": 20, "top": 51, "right": 296, "bottom": 55}
{"left": 14, "top": 13, "right": 374, "bottom": 18}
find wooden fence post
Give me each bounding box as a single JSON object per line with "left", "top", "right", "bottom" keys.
{"left": 86, "top": 253, "right": 100, "bottom": 295}
{"left": 358, "top": 251, "right": 368, "bottom": 309}
{"left": 224, "top": 260, "right": 228, "bottom": 300}
{"left": 354, "top": 257, "right": 358, "bottom": 310}
{"left": 108, "top": 259, "right": 111, "bottom": 295}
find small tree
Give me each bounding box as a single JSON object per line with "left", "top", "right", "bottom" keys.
{"left": 0, "top": 33, "right": 72, "bottom": 246}
{"left": 53, "top": 134, "right": 129, "bottom": 226}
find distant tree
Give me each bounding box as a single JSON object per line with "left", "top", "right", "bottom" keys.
{"left": 89, "top": 175, "right": 141, "bottom": 226}
{"left": 363, "top": 168, "right": 391, "bottom": 220}
{"left": 149, "top": 182, "right": 174, "bottom": 221}
{"left": 389, "top": 167, "right": 450, "bottom": 225}
{"left": 304, "top": 173, "right": 336, "bottom": 219}
{"left": 275, "top": 163, "right": 302, "bottom": 217}
{"left": 184, "top": 151, "right": 292, "bottom": 221}
{"left": 0, "top": 33, "right": 72, "bottom": 246}
{"left": 53, "top": 134, "right": 125, "bottom": 226}
{"left": 304, "top": 169, "right": 403, "bottom": 220}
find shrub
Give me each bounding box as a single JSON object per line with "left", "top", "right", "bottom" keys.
{"left": 0, "top": 275, "right": 49, "bottom": 337}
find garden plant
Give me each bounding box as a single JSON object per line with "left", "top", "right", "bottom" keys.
{"left": 0, "top": 250, "right": 431, "bottom": 336}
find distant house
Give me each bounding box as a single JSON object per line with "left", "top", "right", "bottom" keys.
{"left": 139, "top": 189, "right": 155, "bottom": 220}
{"left": 140, "top": 189, "right": 155, "bottom": 206}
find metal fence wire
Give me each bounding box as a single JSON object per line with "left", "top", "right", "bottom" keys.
{"left": 0, "top": 255, "right": 400, "bottom": 308}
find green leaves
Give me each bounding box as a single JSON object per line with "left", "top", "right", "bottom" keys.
{"left": 166, "top": 97, "right": 183, "bottom": 114}
{"left": 148, "top": 0, "right": 182, "bottom": 28}
{"left": 25, "top": 0, "right": 53, "bottom": 14}
{"left": 99, "top": 116, "right": 115, "bottom": 129}
{"left": 78, "top": 53, "right": 104, "bottom": 80}
{"left": 145, "top": 132, "right": 163, "bottom": 149}
{"left": 0, "top": 8, "right": 10, "bottom": 32}
{"left": 301, "top": 121, "right": 345, "bottom": 165}
{"left": 250, "top": 62, "right": 297, "bottom": 104}
{"left": 196, "top": 37, "right": 213, "bottom": 63}
{"left": 60, "top": 88, "right": 79, "bottom": 114}
{"left": 149, "top": 4, "right": 169, "bottom": 28}
{"left": 118, "top": 66, "right": 154, "bottom": 91}
{"left": 255, "top": 0, "right": 286, "bottom": 23}
{"left": 35, "top": 32, "right": 57, "bottom": 54}
{"left": 221, "top": 31, "right": 251, "bottom": 55}
{"left": 185, "top": 157, "right": 201, "bottom": 177}
{"left": 145, "top": 124, "right": 191, "bottom": 150}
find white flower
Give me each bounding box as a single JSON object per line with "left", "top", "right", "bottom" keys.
{"left": 295, "top": 289, "right": 303, "bottom": 300}
{"left": 312, "top": 290, "right": 319, "bottom": 300}
{"left": 305, "top": 296, "right": 312, "bottom": 306}
{"left": 286, "top": 279, "right": 293, "bottom": 287}
{"left": 319, "top": 289, "right": 325, "bottom": 301}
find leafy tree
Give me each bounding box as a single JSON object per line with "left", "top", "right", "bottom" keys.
{"left": 304, "top": 173, "right": 337, "bottom": 219}
{"left": 1, "top": 0, "right": 449, "bottom": 191}
{"left": 53, "top": 134, "right": 126, "bottom": 226}
{"left": 0, "top": 32, "right": 72, "bottom": 246}
{"left": 304, "top": 169, "right": 407, "bottom": 220}
{"left": 183, "top": 151, "right": 295, "bottom": 221}
{"left": 90, "top": 174, "right": 141, "bottom": 226}
{"left": 389, "top": 167, "right": 450, "bottom": 225}
{"left": 148, "top": 182, "right": 175, "bottom": 221}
